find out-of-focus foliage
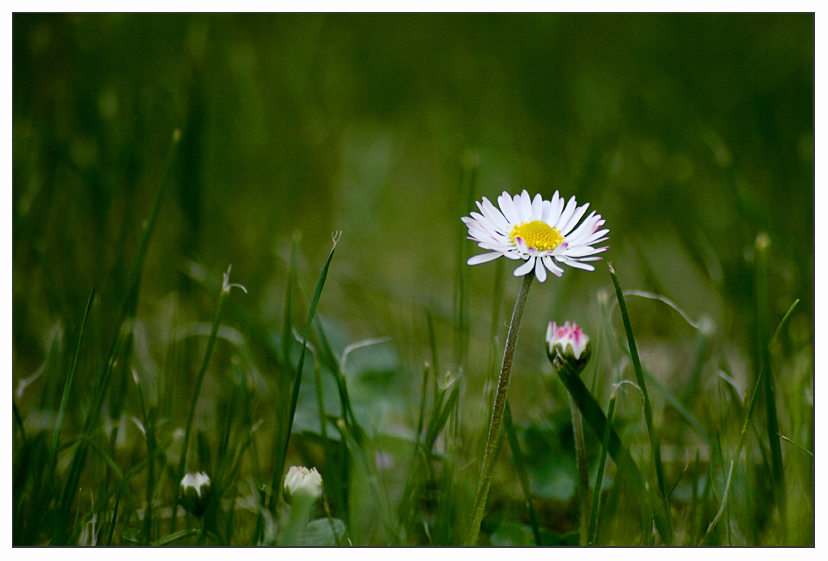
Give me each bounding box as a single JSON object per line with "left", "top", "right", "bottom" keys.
{"left": 13, "top": 13, "right": 812, "bottom": 341}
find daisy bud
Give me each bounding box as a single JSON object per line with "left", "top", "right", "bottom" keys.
{"left": 546, "top": 321, "right": 591, "bottom": 375}
{"left": 283, "top": 466, "right": 323, "bottom": 502}
{"left": 180, "top": 472, "right": 211, "bottom": 516}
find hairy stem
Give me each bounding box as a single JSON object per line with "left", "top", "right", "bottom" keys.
{"left": 464, "top": 272, "right": 534, "bottom": 545}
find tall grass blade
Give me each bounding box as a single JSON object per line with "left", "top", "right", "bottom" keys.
{"left": 57, "top": 130, "right": 180, "bottom": 536}
{"left": 754, "top": 234, "right": 784, "bottom": 514}
{"left": 770, "top": 298, "right": 800, "bottom": 348}
{"left": 608, "top": 263, "right": 674, "bottom": 544}
{"left": 171, "top": 265, "right": 245, "bottom": 531}
{"left": 555, "top": 359, "right": 670, "bottom": 543}
{"left": 47, "top": 289, "right": 95, "bottom": 485}
{"left": 271, "top": 232, "right": 341, "bottom": 507}
{"left": 587, "top": 384, "right": 622, "bottom": 545}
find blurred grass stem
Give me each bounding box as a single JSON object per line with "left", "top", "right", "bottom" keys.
{"left": 464, "top": 271, "right": 533, "bottom": 545}
{"left": 569, "top": 393, "right": 591, "bottom": 545}
{"left": 754, "top": 233, "right": 785, "bottom": 512}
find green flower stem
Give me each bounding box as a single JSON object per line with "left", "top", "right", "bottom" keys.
{"left": 280, "top": 495, "right": 317, "bottom": 546}
{"left": 464, "top": 271, "right": 534, "bottom": 546}
{"left": 569, "top": 393, "right": 591, "bottom": 546}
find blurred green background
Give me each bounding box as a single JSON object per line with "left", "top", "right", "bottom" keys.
{"left": 12, "top": 13, "right": 814, "bottom": 544}
{"left": 13, "top": 11, "right": 813, "bottom": 399}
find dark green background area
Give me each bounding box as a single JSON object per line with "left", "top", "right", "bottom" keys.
{"left": 13, "top": 12, "right": 813, "bottom": 406}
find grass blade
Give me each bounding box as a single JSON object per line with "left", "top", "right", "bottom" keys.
{"left": 272, "top": 232, "right": 341, "bottom": 507}
{"left": 608, "top": 262, "right": 674, "bottom": 544}
{"left": 171, "top": 265, "right": 245, "bottom": 531}
{"left": 47, "top": 289, "right": 95, "bottom": 484}
{"left": 754, "top": 234, "right": 785, "bottom": 527}
{"left": 555, "top": 358, "right": 670, "bottom": 544}
{"left": 587, "top": 383, "right": 623, "bottom": 545}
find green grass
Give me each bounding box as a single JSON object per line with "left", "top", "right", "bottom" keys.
{"left": 12, "top": 13, "right": 813, "bottom": 546}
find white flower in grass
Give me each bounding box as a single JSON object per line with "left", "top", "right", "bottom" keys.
{"left": 180, "top": 472, "right": 211, "bottom": 516}
{"left": 284, "top": 466, "right": 323, "bottom": 501}
{"left": 462, "top": 189, "right": 609, "bottom": 282}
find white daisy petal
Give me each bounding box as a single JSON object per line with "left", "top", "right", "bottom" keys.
{"left": 513, "top": 257, "right": 535, "bottom": 277}
{"left": 560, "top": 202, "right": 589, "bottom": 236}
{"left": 468, "top": 252, "right": 504, "bottom": 265}
{"left": 543, "top": 256, "right": 565, "bottom": 277}
{"left": 540, "top": 200, "right": 552, "bottom": 223}
{"left": 534, "top": 256, "right": 547, "bottom": 282}
{"left": 565, "top": 244, "right": 607, "bottom": 257}
{"left": 512, "top": 193, "right": 525, "bottom": 222}
{"left": 555, "top": 196, "right": 578, "bottom": 230}
{"left": 531, "top": 193, "right": 544, "bottom": 218}
{"left": 557, "top": 258, "right": 596, "bottom": 271}
{"left": 520, "top": 190, "right": 533, "bottom": 221}
{"left": 565, "top": 212, "right": 600, "bottom": 242}
{"left": 480, "top": 197, "right": 510, "bottom": 232}
{"left": 498, "top": 191, "right": 520, "bottom": 224}
{"left": 546, "top": 192, "right": 565, "bottom": 226}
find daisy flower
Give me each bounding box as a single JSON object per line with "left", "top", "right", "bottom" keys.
{"left": 462, "top": 189, "right": 609, "bottom": 282}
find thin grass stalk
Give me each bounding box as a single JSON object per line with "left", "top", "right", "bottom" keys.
{"left": 702, "top": 299, "right": 795, "bottom": 543}
{"left": 699, "top": 460, "right": 735, "bottom": 545}
{"left": 504, "top": 402, "right": 541, "bottom": 546}
{"left": 754, "top": 234, "right": 784, "bottom": 511}
{"left": 47, "top": 289, "right": 94, "bottom": 488}
{"left": 554, "top": 358, "right": 666, "bottom": 541}
{"left": 132, "top": 370, "right": 156, "bottom": 545}
{"left": 13, "top": 399, "right": 26, "bottom": 447}
{"left": 425, "top": 307, "right": 440, "bottom": 408}
{"left": 105, "top": 489, "right": 120, "bottom": 545}
{"left": 397, "top": 363, "right": 433, "bottom": 540}
{"left": 58, "top": 130, "right": 180, "bottom": 533}
{"left": 607, "top": 263, "right": 673, "bottom": 544}
{"left": 416, "top": 362, "right": 430, "bottom": 442}
{"left": 464, "top": 271, "right": 534, "bottom": 545}
{"left": 587, "top": 386, "right": 618, "bottom": 545}
{"left": 171, "top": 266, "right": 244, "bottom": 531}
{"left": 569, "top": 393, "right": 591, "bottom": 546}
{"left": 271, "top": 233, "right": 341, "bottom": 509}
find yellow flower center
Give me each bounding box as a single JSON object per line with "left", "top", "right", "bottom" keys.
{"left": 509, "top": 221, "right": 564, "bottom": 252}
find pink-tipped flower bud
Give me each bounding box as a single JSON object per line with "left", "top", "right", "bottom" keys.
{"left": 546, "top": 321, "right": 591, "bottom": 375}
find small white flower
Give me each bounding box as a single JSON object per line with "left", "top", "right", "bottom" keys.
{"left": 546, "top": 321, "right": 592, "bottom": 374}
{"left": 462, "top": 189, "right": 609, "bottom": 282}
{"left": 283, "top": 466, "right": 323, "bottom": 501}
{"left": 180, "top": 472, "right": 211, "bottom": 516}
